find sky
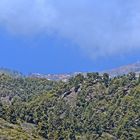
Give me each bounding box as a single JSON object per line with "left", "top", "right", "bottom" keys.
{"left": 0, "top": 0, "right": 140, "bottom": 74}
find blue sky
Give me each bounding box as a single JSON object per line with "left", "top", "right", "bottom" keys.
{"left": 0, "top": 0, "right": 140, "bottom": 74}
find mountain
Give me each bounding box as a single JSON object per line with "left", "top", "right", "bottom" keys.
{"left": 0, "top": 72, "right": 140, "bottom": 139}
{"left": 105, "top": 61, "right": 140, "bottom": 76}
{"left": 0, "top": 68, "right": 23, "bottom": 78}
{"left": 29, "top": 72, "right": 83, "bottom": 82}
{"left": 30, "top": 62, "right": 140, "bottom": 80}
{"left": 1, "top": 61, "right": 140, "bottom": 81}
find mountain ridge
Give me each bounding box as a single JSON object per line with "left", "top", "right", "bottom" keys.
{"left": 1, "top": 61, "right": 140, "bottom": 80}
{"left": 0, "top": 68, "right": 140, "bottom": 139}
{"left": 105, "top": 61, "right": 140, "bottom": 76}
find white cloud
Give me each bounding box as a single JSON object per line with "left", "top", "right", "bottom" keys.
{"left": 0, "top": 0, "right": 140, "bottom": 58}
{"left": 0, "top": 0, "right": 58, "bottom": 34}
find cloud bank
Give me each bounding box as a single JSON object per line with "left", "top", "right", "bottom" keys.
{"left": 0, "top": 0, "right": 140, "bottom": 58}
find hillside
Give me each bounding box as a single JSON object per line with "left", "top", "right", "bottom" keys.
{"left": 106, "top": 61, "right": 140, "bottom": 76}
{"left": 0, "top": 118, "right": 43, "bottom": 140}
{"left": 0, "top": 68, "right": 23, "bottom": 78}
{"left": 0, "top": 72, "right": 140, "bottom": 139}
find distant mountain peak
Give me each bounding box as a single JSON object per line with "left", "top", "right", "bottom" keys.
{"left": 0, "top": 67, "right": 23, "bottom": 78}
{"left": 106, "top": 61, "right": 140, "bottom": 76}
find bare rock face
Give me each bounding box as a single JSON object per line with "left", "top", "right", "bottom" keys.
{"left": 62, "top": 84, "right": 82, "bottom": 106}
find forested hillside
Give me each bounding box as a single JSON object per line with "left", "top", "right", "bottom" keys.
{"left": 0, "top": 72, "right": 140, "bottom": 140}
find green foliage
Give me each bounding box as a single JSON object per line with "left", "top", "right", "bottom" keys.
{"left": 0, "top": 118, "right": 43, "bottom": 140}
{"left": 0, "top": 72, "right": 140, "bottom": 139}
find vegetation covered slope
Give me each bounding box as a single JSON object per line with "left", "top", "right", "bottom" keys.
{"left": 0, "top": 118, "right": 43, "bottom": 140}
{"left": 0, "top": 72, "right": 140, "bottom": 139}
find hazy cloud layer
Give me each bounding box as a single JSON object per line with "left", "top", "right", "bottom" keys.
{"left": 0, "top": 0, "right": 140, "bottom": 58}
